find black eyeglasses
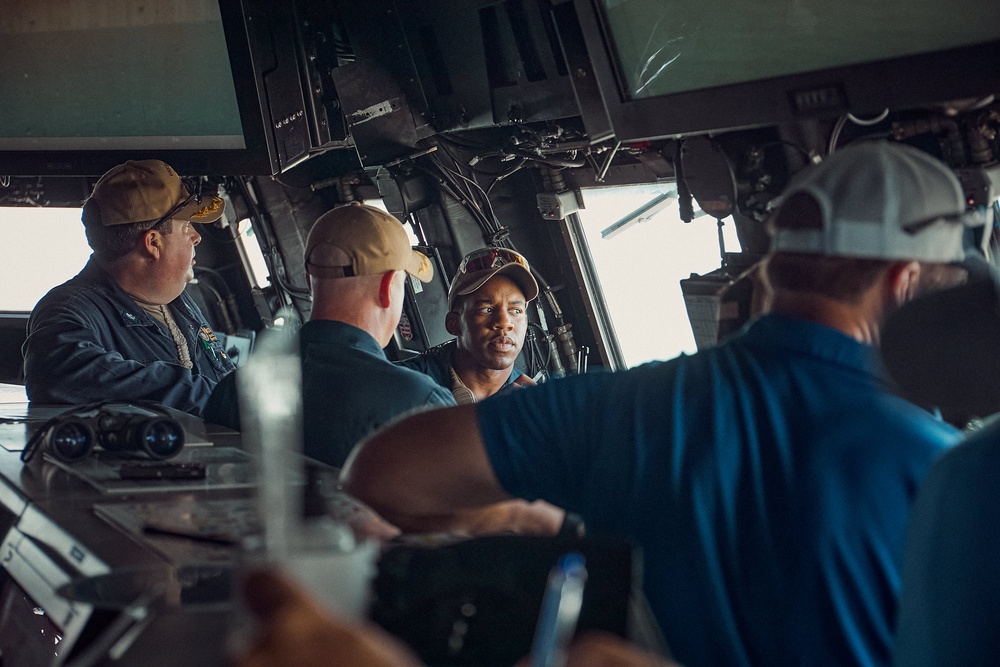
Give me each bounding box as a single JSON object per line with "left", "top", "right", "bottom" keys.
{"left": 457, "top": 247, "right": 530, "bottom": 275}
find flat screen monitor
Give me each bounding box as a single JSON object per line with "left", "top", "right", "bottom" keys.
{"left": 571, "top": 0, "right": 1000, "bottom": 141}
{"left": 0, "top": 0, "right": 298, "bottom": 176}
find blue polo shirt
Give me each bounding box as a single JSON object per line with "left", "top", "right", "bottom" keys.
{"left": 477, "top": 313, "right": 960, "bottom": 666}
{"left": 894, "top": 417, "right": 1000, "bottom": 666}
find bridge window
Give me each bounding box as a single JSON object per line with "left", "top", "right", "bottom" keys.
{"left": 0, "top": 207, "right": 91, "bottom": 312}
{"left": 577, "top": 184, "right": 741, "bottom": 367}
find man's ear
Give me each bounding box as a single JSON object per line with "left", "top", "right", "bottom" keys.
{"left": 378, "top": 271, "right": 396, "bottom": 309}
{"left": 445, "top": 311, "right": 461, "bottom": 336}
{"left": 142, "top": 229, "right": 162, "bottom": 260}
{"left": 885, "top": 260, "right": 922, "bottom": 307}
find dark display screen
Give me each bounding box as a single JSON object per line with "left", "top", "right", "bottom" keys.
{"left": 0, "top": 0, "right": 244, "bottom": 152}
{"left": 601, "top": 0, "right": 1000, "bottom": 102}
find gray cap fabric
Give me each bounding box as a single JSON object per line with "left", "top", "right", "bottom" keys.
{"left": 770, "top": 142, "right": 973, "bottom": 263}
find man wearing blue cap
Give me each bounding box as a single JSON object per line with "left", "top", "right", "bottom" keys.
{"left": 344, "top": 142, "right": 973, "bottom": 666}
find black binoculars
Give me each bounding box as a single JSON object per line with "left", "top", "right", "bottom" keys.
{"left": 22, "top": 402, "right": 186, "bottom": 464}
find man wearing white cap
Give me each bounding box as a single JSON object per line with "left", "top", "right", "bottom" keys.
{"left": 400, "top": 247, "right": 540, "bottom": 403}
{"left": 343, "top": 142, "right": 973, "bottom": 666}
{"left": 23, "top": 159, "right": 235, "bottom": 415}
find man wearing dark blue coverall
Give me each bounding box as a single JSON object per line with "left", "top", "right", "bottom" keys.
{"left": 343, "top": 142, "right": 973, "bottom": 667}
{"left": 22, "top": 160, "right": 234, "bottom": 416}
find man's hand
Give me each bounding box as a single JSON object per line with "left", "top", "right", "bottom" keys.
{"left": 445, "top": 499, "right": 565, "bottom": 536}
{"left": 233, "top": 569, "right": 421, "bottom": 667}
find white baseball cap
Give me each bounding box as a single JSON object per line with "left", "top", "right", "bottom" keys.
{"left": 770, "top": 141, "right": 975, "bottom": 263}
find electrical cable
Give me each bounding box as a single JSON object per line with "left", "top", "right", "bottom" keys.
{"left": 847, "top": 108, "right": 891, "bottom": 126}
{"left": 232, "top": 177, "right": 311, "bottom": 304}
{"left": 413, "top": 161, "right": 498, "bottom": 238}
{"left": 828, "top": 109, "right": 890, "bottom": 155}
{"left": 486, "top": 159, "right": 527, "bottom": 196}
{"left": 434, "top": 156, "right": 503, "bottom": 233}
{"left": 420, "top": 163, "right": 495, "bottom": 234}
{"left": 510, "top": 147, "right": 586, "bottom": 169}
{"left": 526, "top": 322, "right": 552, "bottom": 373}
{"left": 193, "top": 264, "right": 243, "bottom": 331}
{"left": 191, "top": 273, "right": 235, "bottom": 334}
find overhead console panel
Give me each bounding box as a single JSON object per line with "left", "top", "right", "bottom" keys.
{"left": 330, "top": 0, "right": 582, "bottom": 167}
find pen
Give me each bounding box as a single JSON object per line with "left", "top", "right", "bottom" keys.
{"left": 530, "top": 552, "right": 587, "bottom": 667}
{"left": 200, "top": 337, "right": 219, "bottom": 361}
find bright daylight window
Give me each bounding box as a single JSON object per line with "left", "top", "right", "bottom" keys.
{"left": 0, "top": 207, "right": 92, "bottom": 312}
{"left": 576, "top": 184, "right": 742, "bottom": 367}
{"left": 235, "top": 217, "right": 272, "bottom": 289}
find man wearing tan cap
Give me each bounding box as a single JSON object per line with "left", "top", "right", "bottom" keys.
{"left": 400, "top": 247, "right": 540, "bottom": 403}
{"left": 203, "top": 202, "right": 455, "bottom": 468}
{"left": 22, "top": 159, "right": 235, "bottom": 416}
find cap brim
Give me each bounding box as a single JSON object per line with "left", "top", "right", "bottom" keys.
{"left": 175, "top": 196, "right": 226, "bottom": 224}
{"left": 405, "top": 250, "right": 434, "bottom": 283}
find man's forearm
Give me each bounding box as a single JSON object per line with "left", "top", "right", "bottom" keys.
{"left": 370, "top": 499, "right": 563, "bottom": 537}
{"left": 342, "top": 405, "right": 520, "bottom": 531}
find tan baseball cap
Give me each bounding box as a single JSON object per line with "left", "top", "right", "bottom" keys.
{"left": 82, "top": 159, "right": 226, "bottom": 227}
{"left": 305, "top": 203, "right": 434, "bottom": 282}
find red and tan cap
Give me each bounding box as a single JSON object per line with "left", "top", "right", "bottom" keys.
{"left": 305, "top": 203, "right": 433, "bottom": 282}
{"left": 82, "top": 159, "right": 226, "bottom": 227}
{"left": 447, "top": 247, "right": 539, "bottom": 308}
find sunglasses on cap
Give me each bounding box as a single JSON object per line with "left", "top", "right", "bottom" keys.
{"left": 457, "top": 247, "right": 531, "bottom": 274}
{"left": 150, "top": 192, "right": 198, "bottom": 228}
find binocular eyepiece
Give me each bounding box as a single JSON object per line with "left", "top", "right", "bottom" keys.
{"left": 23, "top": 403, "right": 186, "bottom": 464}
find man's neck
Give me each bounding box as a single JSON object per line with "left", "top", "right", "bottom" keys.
{"left": 308, "top": 309, "right": 389, "bottom": 348}
{"left": 451, "top": 350, "right": 513, "bottom": 401}
{"left": 105, "top": 257, "right": 176, "bottom": 305}
{"left": 769, "top": 290, "right": 884, "bottom": 344}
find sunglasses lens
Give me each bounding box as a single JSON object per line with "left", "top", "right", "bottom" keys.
{"left": 459, "top": 248, "right": 528, "bottom": 274}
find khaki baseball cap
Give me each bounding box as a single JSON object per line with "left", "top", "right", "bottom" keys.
{"left": 448, "top": 247, "right": 539, "bottom": 308}
{"left": 305, "top": 203, "right": 433, "bottom": 282}
{"left": 82, "top": 159, "right": 226, "bottom": 227}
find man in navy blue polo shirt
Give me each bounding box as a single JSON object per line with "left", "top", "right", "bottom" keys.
{"left": 343, "top": 142, "right": 973, "bottom": 666}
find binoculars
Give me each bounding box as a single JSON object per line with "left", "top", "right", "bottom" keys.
{"left": 23, "top": 402, "right": 185, "bottom": 463}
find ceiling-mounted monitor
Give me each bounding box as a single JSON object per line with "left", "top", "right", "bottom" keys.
{"left": 569, "top": 0, "right": 1000, "bottom": 142}
{"left": 0, "top": 0, "right": 315, "bottom": 176}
